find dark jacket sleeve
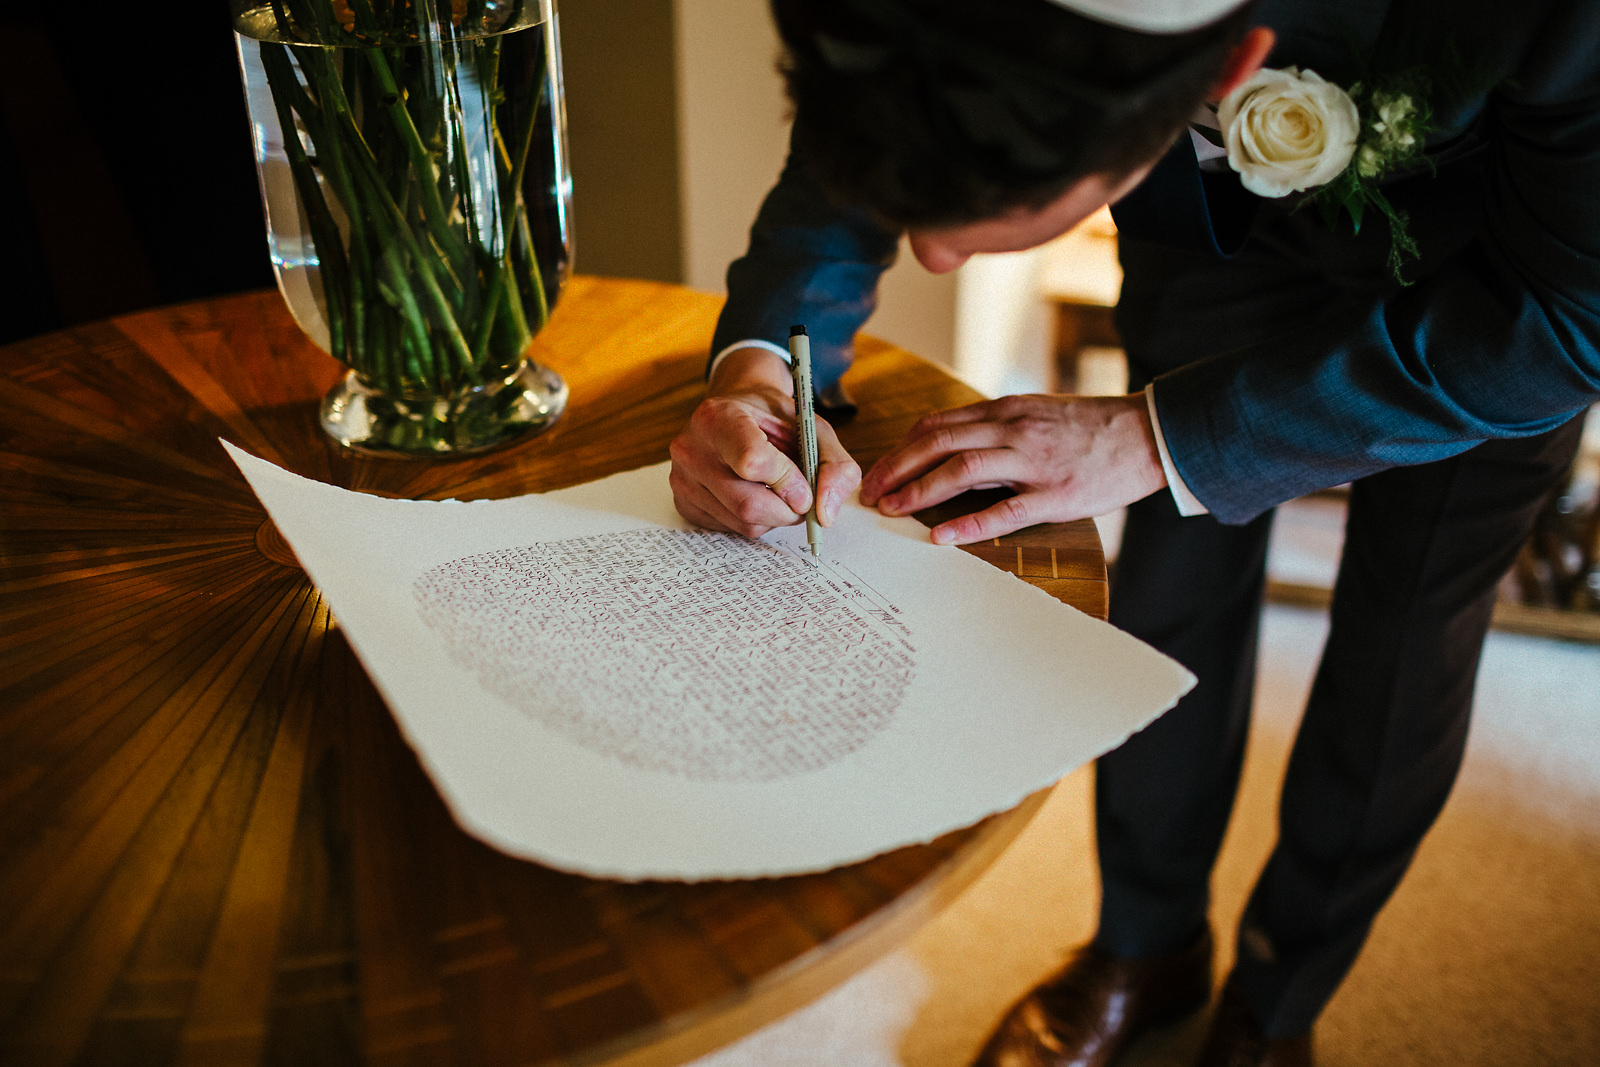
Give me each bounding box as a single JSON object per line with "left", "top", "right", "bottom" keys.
{"left": 1145, "top": 5, "right": 1600, "bottom": 524}
{"left": 709, "top": 148, "right": 901, "bottom": 393}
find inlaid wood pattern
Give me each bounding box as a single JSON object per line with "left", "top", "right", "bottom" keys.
{"left": 0, "top": 278, "right": 1105, "bottom": 1066}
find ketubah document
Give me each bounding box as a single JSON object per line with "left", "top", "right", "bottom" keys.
{"left": 224, "top": 441, "right": 1194, "bottom": 881}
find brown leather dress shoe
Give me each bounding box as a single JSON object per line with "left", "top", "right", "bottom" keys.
{"left": 972, "top": 931, "right": 1213, "bottom": 1067}
{"left": 1193, "top": 986, "right": 1312, "bottom": 1067}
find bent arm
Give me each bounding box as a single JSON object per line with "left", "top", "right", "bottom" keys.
{"left": 1153, "top": 12, "right": 1600, "bottom": 524}
{"left": 711, "top": 146, "right": 901, "bottom": 392}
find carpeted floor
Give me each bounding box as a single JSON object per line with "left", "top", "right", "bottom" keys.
{"left": 689, "top": 604, "right": 1600, "bottom": 1066}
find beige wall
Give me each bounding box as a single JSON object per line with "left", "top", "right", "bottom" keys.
{"left": 672, "top": 0, "right": 788, "bottom": 296}
{"left": 673, "top": 0, "right": 958, "bottom": 368}
{"left": 532, "top": 0, "right": 959, "bottom": 367}
{"left": 558, "top": 0, "right": 683, "bottom": 283}
{"left": 559, "top": 1, "right": 1091, "bottom": 380}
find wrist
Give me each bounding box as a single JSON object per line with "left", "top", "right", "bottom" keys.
{"left": 1112, "top": 393, "right": 1167, "bottom": 499}
{"left": 708, "top": 346, "right": 795, "bottom": 396}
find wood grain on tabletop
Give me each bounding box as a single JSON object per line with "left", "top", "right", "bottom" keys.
{"left": 0, "top": 276, "right": 1105, "bottom": 1066}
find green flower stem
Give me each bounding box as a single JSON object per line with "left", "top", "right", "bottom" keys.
{"left": 515, "top": 207, "right": 547, "bottom": 326}
{"left": 306, "top": 60, "right": 408, "bottom": 391}
{"left": 472, "top": 43, "right": 550, "bottom": 362}
{"left": 504, "top": 45, "right": 552, "bottom": 327}
{"left": 341, "top": 0, "right": 383, "bottom": 40}
{"left": 257, "top": 42, "right": 351, "bottom": 360}
{"left": 279, "top": 0, "right": 338, "bottom": 41}
{"left": 269, "top": 1, "right": 296, "bottom": 39}
{"left": 359, "top": 47, "right": 471, "bottom": 268}
{"left": 307, "top": 51, "right": 479, "bottom": 382}
{"left": 349, "top": 144, "right": 463, "bottom": 388}
{"left": 507, "top": 50, "right": 547, "bottom": 198}
{"left": 299, "top": 50, "right": 396, "bottom": 385}
{"left": 362, "top": 190, "right": 429, "bottom": 387}
{"left": 256, "top": 42, "right": 390, "bottom": 382}
{"left": 255, "top": 0, "right": 556, "bottom": 400}
{"left": 380, "top": 246, "right": 437, "bottom": 387}
{"left": 500, "top": 243, "right": 533, "bottom": 351}
{"left": 470, "top": 257, "right": 508, "bottom": 360}
{"left": 333, "top": 0, "right": 472, "bottom": 299}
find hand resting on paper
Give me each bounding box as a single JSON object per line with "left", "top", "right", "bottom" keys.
{"left": 670, "top": 346, "right": 862, "bottom": 538}
{"left": 859, "top": 392, "right": 1167, "bottom": 545}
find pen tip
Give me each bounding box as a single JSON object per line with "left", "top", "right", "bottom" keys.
{"left": 789, "top": 324, "right": 807, "bottom": 337}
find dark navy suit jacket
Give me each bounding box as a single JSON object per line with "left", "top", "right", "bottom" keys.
{"left": 711, "top": 0, "right": 1600, "bottom": 523}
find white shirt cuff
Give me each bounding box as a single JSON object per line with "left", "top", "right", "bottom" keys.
{"left": 708, "top": 338, "right": 791, "bottom": 380}
{"left": 1145, "top": 384, "right": 1209, "bottom": 517}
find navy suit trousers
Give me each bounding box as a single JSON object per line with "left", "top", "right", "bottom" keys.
{"left": 1094, "top": 230, "right": 1586, "bottom": 1036}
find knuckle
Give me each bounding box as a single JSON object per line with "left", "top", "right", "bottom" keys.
{"left": 726, "top": 445, "right": 768, "bottom": 483}
{"left": 688, "top": 397, "right": 725, "bottom": 431}
{"left": 730, "top": 494, "right": 774, "bottom": 527}
{"left": 998, "top": 495, "right": 1031, "bottom": 527}
{"left": 1012, "top": 421, "right": 1044, "bottom": 448}
{"left": 955, "top": 449, "right": 987, "bottom": 480}
{"left": 667, "top": 467, "right": 700, "bottom": 502}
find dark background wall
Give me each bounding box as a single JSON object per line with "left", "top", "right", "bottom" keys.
{"left": 0, "top": 1, "right": 681, "bottom": 347}
{"left": 0, "top": 9, "right": 274, "bottom": 345}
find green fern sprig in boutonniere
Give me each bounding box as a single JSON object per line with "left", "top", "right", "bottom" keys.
{"left": 1217, "top": 66, "right": 1436, "bottom": 283}
{"left": 1312, "top": 72, "right": 1433, "bottom": 280}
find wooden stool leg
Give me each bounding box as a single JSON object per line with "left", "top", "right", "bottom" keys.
{"left": 1052, "top": 301, "right": 1123, "bottom": 394}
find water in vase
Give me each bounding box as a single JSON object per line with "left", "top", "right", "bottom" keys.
{"left": 233, "top": 0, "right": 572, "bottom": 453}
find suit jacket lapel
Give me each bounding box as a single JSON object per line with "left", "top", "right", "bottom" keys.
{"left": 1111, "top": 0, "right": 1401, "bottom": 257}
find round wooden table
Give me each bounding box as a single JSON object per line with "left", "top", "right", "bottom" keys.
{"left": 0, "top": 277, "right": 1106, "bottom": 1067}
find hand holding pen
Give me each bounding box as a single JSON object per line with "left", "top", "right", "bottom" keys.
{"left": 667, "top": 341, "right": 861, "bottom": 541}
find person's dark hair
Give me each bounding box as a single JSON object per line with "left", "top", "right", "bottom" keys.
{"left": 772, "top": 0, "right": 1258, "bottom": 227}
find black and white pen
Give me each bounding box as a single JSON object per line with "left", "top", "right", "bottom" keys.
{"left": 787, "top": 325, "right": 822, "bottom": 557}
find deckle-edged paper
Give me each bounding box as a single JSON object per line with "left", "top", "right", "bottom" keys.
{"left": 224, "top": 442, "right": 1194, "bottom": 880}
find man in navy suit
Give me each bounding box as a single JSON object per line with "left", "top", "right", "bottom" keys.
{"left": 667, "top": 1, "right": 1600, "bottom": 1064}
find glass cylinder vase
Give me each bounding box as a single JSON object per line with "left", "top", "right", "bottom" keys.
{"left": 233, "top": 0, "right": 571, "bottom": 456}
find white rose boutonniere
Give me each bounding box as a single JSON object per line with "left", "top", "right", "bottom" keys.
{"left": 1217, "top": 66, "right": 1435, "bottom": 282}
{"left": 1218, "top": 67, "right": 1359, "bottom": 198}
